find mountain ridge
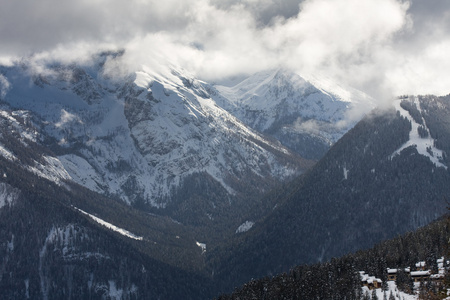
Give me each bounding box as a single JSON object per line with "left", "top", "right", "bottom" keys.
{"left": 0, "top": 56, "right": 311, "bottom": 215}
{"left": 210, "top": 68, "right": 374, "bottom": 159}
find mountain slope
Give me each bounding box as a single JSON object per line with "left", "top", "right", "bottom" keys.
{"left": 212, "top": 95, "right": 450, "bottom": 290}
{"left": 218, "top": 215, "right": 449, "bottom": 300}
{"left": 0, "top": 54, "right": 311, "bottom": 232}
{"left": 210, "top": 69, "right": 375, "bottom": 159}
{"left": 0, "top": 118, "right": 215, "bottom": 299}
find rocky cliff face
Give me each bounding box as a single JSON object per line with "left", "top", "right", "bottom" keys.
{"left": 0, "top": 54, "right": 310, "bottom": 227}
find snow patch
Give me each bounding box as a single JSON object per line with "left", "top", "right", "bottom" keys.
{"left": 28, "top": 155, "right": 72, "bottom": 185}
{"left": 108, "top": 280, "right": 123, "bottom": 300}
{"left": 75, "top": 207, "right": 143, "bottom": 241}
{"left": 343, "top": 167, "right": 349, "bottom": 180}
{"left": 0, "top": 182, "right": 20, "bottom": 209}
{"left": 59, "top": 154, "right": 104, "bottom": 193}
{"left": 7, "top": 234, "right": 14, "bottom": 252}
{"left": 196, "top": 241, "right": 206, "bottom": 253}
{"left": 391, "top": 98, "right": 447, "bottom": 169}
{"left": 236, "top": 221, "right": 255, "bottom": 233}
{"left": 0, "top": 143, "right": 17, "bottom": 161}
{"left": 24, "top": 279, "right": 30, "bottom": 299}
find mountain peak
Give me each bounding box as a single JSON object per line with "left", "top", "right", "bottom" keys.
{"left": 211, "top": 68, "right": 374, "bottom": 159}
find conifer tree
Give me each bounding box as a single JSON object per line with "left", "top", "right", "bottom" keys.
{"left": 372, "top": 288, "right": 378, "bottom": 300}
{"left": 389, "top": 290, "right": 395, "bottom": 300}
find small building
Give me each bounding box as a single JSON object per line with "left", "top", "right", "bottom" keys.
{"left": 430, "top": 273, "right": 445, "bottom": 285}
{"left": 415, "top": 261, "right": 426, "bottom": 271}
{"left": 410, "top": 270, "right": 430, "bottom": 282}
{"left": 360, "top": 272, "right": 382, "bottom": 289}
{"left": 387, "top": 268, "right": 398, "bottom": 281}
{"left": 437, "top": 257, "right": 444, "bottom": 269}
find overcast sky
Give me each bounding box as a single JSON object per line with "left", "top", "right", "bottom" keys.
{"left": 1, "top": 0, "right": 449, "bottom": 100}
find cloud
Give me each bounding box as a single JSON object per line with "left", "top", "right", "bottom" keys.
{"left": 0, "top": 74, "right": 11, "bottom": 98}
{"left": 1, "top": 0, "right": 449, "bottom": 101}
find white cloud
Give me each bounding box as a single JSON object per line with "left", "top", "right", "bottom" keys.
{"left": 0, "top": 74, "right": 11, "bottom": 98}
{"left": 1, "top": 0, "right": 449, "bottom": 101}
{"left": 386, "top": 39, "right": 450, "bottom": 96}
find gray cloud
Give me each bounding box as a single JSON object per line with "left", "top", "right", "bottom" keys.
{"left": 1, "top": 0, "right": 449, "bottom": 101}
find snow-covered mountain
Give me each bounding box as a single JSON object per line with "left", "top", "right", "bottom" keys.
{"left": 210, "top": 69, "right": 375, "bottom": 159}
{"left": 0, "top": 54, "right": 311, "bottom": 227}
{"left": 1, "top": 53, "right": 449, "bottom": 299}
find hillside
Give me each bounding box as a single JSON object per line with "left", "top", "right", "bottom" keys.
{"left": 0, "top": 136, "right": 215, "bottom": 299}
{"left": 217, "top": 215, "right": 449, "bottom": 300}
{"left": 210, "top": 96, "right": 450, "bottom": 291}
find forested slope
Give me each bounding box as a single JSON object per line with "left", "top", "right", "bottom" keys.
{"left": 218, "top": 215, "right": 449, "bottom": 300}
{"left": 211, "top": 100, "right": 450, "bottom": 292}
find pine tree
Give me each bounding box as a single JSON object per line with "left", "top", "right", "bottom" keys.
{"left": 372, "top": 288, "right": 379, "bottom": 300}
{"left": 363, "top": 290, "right": 370, "bottom": 300}
{"left": 389, "top": 290, "right": 395, "bottom": 300}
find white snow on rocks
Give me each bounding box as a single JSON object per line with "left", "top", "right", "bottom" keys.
{"left": 28, "top": 155, "right": 72, "bottom": 185}
{"left": 196, "top": 241, "right": 206, "bottom": 253}
{"left": 58, "top": 154, "right": 104, "bottom": 193}
{"left": 343, "top": 167, "right": 349, "bottom": 180}
{"left": 213, "top": 69, "right": 374, "bottom": 143}
{"left": 0, "top": 182, "right": 20, "bottom": 209}
{"left": 74, "top": 207, "right": 143, "bottom": 241}
{"left": 235, "top": 221, "right": 255, "bottom": 233}
{"left": 0, "top": 143, "right": 17, "bottom": 161}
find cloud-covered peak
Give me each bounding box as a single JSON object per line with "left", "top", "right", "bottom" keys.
{"left": 1, "top": 0, "right": 449, "bottom": 102}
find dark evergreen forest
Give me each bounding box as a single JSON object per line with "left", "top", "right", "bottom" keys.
{"left": 218, "top": 215, "right": 449, "bottom": 300}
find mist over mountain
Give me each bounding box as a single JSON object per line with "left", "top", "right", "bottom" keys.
{"left": 1, "top": 0, "right": 450, "bottom": 299}
{"left": 0, "top": 53, "right": 319, "bottom": 233}
{"left": 211, "top": 68, "right": 374, "bottom": 159}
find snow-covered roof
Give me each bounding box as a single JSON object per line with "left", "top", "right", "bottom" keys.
{"left": 361, "top": 274, "right": 381, "bottom": 284}
{"left": 387, "top": 268, "right": 398, "bottom": 274}
{"left": 410, "top": 270, "right": 430, "bottom": 277}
